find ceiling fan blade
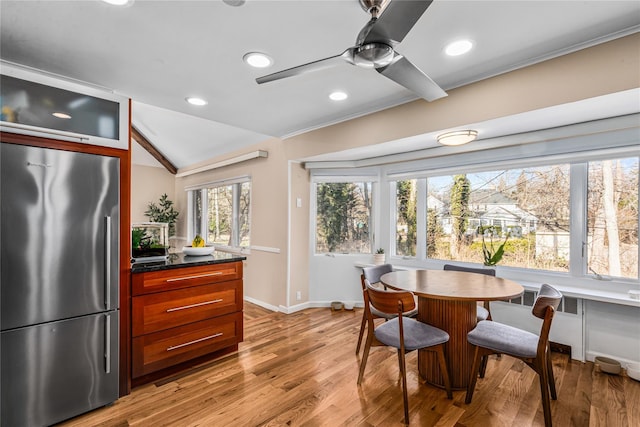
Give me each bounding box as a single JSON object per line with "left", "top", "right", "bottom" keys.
{"left": 363, "top": 0, "right": 433, "bottom": 45}
{"left": 256, "top": 49, "right": 353, "bottom": 84}
{"left": 376, "top": 54, "right": 447, "bottom": 102}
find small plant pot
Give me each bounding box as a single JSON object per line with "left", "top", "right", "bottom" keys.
{"left": 595, "top": 356, "right": 621, "bottom": 374}
{"left": 373, "top": 254, "right": 385, "bottom": 265}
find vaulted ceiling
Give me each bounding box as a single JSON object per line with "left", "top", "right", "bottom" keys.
{"left": 1, "top": 0, "right": 639, "bottom": 169}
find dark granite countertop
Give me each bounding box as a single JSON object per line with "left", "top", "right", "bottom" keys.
{"left": 131, "top": 251, "right": 246, "bottom": 273}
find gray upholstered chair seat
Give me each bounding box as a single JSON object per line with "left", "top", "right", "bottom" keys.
{"left": 465, "top": 284, "right": 562, "bottom": 427}
{"left": 468, "top": 320, "right": 540, "bottom": 359}
{"left": 375, "top": 317, "right": 449, "bottom": 351}
{"left": 356, "top": 264, "right": 418, "bottom": 356}
{"left": 476, "top": 305, "right": 490, "bottom": 321}
{"left": 358, "top": 280, "right": 452, "bottom": 424}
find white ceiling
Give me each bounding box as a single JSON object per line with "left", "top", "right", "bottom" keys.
{"left": 1, "top": 0, "right": 639, "bottom": 169}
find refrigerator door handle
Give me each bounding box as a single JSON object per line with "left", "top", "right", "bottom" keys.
{"left": 104, "top": 216, "right": 111, "bottom": 310}
{"left": 104, "top": 314, "right": 111, "bottom": 374}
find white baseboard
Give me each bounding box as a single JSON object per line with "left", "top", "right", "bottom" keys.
{"left": 243, "top": 296, "right": 280, "bottom": 312}
{"left": 279, "top": 302, "right": 310, "bottom": 314}
{"left": 586, "top": 351, "right": 639, "bottom": 368}
{"left": 244, "top": 296, "right": 363, "bottom": 314}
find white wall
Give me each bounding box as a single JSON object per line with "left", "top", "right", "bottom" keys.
{"left": 131, "top": 164, "right": 176, "bottom": 223}
{"left": 585, "top": 301, "right": 640, "bottom": 366}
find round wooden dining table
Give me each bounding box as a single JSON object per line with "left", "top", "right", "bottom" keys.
{"left": 380, "top": 269, "right": 524, "bottom": 390}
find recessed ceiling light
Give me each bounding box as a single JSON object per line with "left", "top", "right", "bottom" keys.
{"left": 186, "top": 97, "right": 208, "bottom": 106}
{"left": 243, "top": 52, "right": 273, "bottom": 68}
{"left": 52, "top": 112, "right": 72, "bottom": 119}
{"left": 444, "top": 39, "right": 474, "bottom": 56}
{"left": 329, "top": 91, "right": 348, "bottom": 101}
{"left": 101, "top": 0, "right": 134, "bottom": 6}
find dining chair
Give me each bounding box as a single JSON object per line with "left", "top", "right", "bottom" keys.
{"left": 465, "top": 283, "right": 562, "bottom": 427}
{"left": 355, "top": 264, "right": 418, "bottom": 355}
{"left": 443, "top": 264, "right": 495, "bottom": 321}
{"left": 358, "top": 280, "right": 452, "bottom": 425}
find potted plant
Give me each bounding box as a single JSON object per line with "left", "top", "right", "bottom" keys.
{"left": 480, "top": 226, "right": 509, "bottom": 267}
{"left": 145, "top": 193, "right": 179, "bottom": 236}
{"left": 374, "top": 248, "right": 385, "bottom": 265}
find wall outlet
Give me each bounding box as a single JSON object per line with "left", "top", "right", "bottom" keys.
{"left": 296, "top": 291, "right": 302, "bottom": 301}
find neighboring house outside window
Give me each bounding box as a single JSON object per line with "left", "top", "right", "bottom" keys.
{"left": 426, "top": 165, "right": 571, "bottom": 271}
{"left": 386, "top": 155, "right": 638, "bottom": 281}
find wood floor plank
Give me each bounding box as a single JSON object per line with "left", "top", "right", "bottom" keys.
{"left": 58, "top": 303, "right": 640, "bottom": 427}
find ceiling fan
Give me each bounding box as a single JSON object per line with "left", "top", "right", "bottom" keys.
{"left": 256, "top": 0, "right": 447, "bottom": 102}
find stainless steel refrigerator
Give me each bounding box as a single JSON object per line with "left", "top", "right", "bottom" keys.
{"left": 1, "top": 142, "right": 119, "bottom": 426}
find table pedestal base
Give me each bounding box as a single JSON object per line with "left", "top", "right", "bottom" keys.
{"left": 417, "top": 298, "right": 477, "bottom": 390}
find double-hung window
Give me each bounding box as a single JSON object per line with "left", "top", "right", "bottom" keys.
{"left": 187, "top": 176, "right": 251, "bottom": 250}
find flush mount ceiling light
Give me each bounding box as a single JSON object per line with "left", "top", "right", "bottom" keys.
{"left": 52, "top": 112, "right": 72, "bottom": 119}
{"left": 329, "top": 91, "right": 348, "bottom": 101}
{"left": 243, "top": 52, "right": 273, "bottom": 68}
{"left": 185, "top": 97, "right": 208, "bottom": 106}
{"left": 437, "top": 130, "right": 478, "bottom": 146}
{"left": 101, "top": 0, "right": 134, "bottom": 6}
{"left": 223, "top": 0, "right": 246, "bottom": 6}
{"left": 444, "top": 39, "right": 474, "bottom": 56}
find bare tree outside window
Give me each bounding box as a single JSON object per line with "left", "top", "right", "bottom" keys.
{"left": 588, "top": 157, "right": 638, "bottom": 279}
{"left": 426, "top": 165, "right": 571, "bottom": 271}
{"left": 208, "top": 186, "right": 233, "bottom": 246}
{"left": 189, "top": 180, "right": 251, "bottom": 249}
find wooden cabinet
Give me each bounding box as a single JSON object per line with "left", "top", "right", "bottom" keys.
{"left": 131, "top": 261, "right": 243, "bottom": 382}
{"left": 1, "top": 63, "right": 129, "bottom": 150}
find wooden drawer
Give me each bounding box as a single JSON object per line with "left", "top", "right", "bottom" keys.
{"left": 132, "top": 312, "right": 243, "bottom": 378}
{"left": 132, "top": 261, "right": 242, "bottom": 295}
{"left": 132, "top": 280, "right": 242, "bottom": 337}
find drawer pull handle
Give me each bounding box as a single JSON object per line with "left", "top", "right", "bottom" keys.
{"left": 167, "top": 333, "right": 223, "bottom": 351}
{"left": 166, "top": 272, "right": 224, "bottom": 282}
{"left": 166, "top": 299, "right": 223, "bottom": 313}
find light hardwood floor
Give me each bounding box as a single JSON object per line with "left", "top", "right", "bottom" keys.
{"left": 61, "top": 303, "right": 640, "bottom": 426}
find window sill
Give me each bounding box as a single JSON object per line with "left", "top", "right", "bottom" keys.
{"left": 354, "top": 261, "right": 640, "bottom": 308}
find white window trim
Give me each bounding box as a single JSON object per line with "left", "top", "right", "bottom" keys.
{"left": 310, "top": 173, "right": 380, "bottom": 255}
{"left": 185, "top": 176, "right": 252, "bottom": 250}
{"left": 320, "top": 146, "right": 638, "bottom": 295}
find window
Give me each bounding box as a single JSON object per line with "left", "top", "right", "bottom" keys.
{"left": 587, "top": 157, "right": 638, "bottom": 279}
{"left": 188, "top": 178, "right": 251, "bottom": 249}
{"left": 426, "top": 165, "right": 571, "bottom": 270}
{"left": 395, "top": 179, "right": 417, "bottom": 257}
{"left": 314, "top": 181, "right": 373, "bottom": 253}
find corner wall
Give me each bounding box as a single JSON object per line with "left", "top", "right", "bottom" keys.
{"left": 174, "top": 138, "right": 289, "bottom": 309}
{"left": 131, "top": 164, "right": 176, "bottom": 223}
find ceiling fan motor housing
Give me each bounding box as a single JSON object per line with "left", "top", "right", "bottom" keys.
{"left": 353, "top": 43, "right": 395, "bottom": 68}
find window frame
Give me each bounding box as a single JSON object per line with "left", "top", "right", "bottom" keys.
{"left": 310, "top": 172, "right": 379, "bottom": 255}
{"left": 186, "top": 175, "right": 252, "bottom": 251}
{"left": 384, "top": 150, "right": 639, "bottom": 286}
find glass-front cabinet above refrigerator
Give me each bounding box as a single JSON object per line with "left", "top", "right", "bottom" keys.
{"left": 0, "top": 62, "right": 129, "bottom": 149}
